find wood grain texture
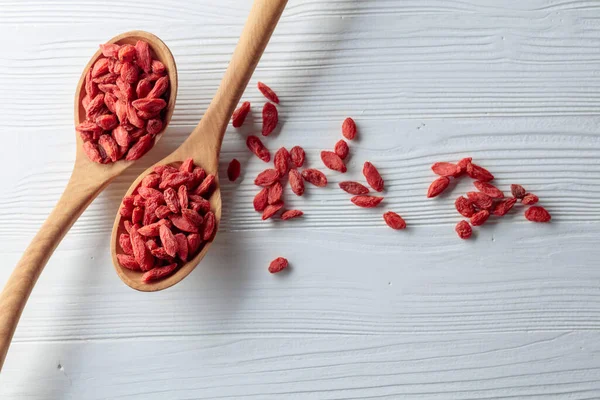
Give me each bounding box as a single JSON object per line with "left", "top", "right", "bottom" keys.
{"left": 0, "top": 0, "right": 599, "bottom": 398}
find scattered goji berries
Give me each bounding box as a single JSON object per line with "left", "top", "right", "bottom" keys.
{"left": 383, "top": 212, "right": 406, "bottom": 230}
{"left": 473, "top": 181, "right": 504, "bottom": 199}
{"left": 246, "top": 135, "right": 270, "bottom": 162}
{"left": 492, "top": 198, "right": 517, "bottom": 217}
{"left": 227, "top": 159, "right": 241, "bottom": 182}
{"left": 525, "top": 206, "right": 551, "bottom": 222}
{"left": 290, "top": 146, "right": 305, "bottom": 168}
{"left": 79, "top": 40, "right": 170, "bottom": 163}
{"left": 321, "top": 151, "right": 347, "bottom": 173}
{"left": 274, "top": 147, "right": 291, "bottom": 176}
{"left": 455, "top": 220, "right": 472, "bottom": 239}
{"left": 117, "top": 158, "right": 216, "bottom": 282}
{"left": 431, "top": 162, "right": 460, "bottom": 177}
{"left": 281, "top": 209, "right": 303, "bottom": 220}
{"left": 257, "top": 82, "right": 279, "bottom": 104}
{"left": 301, "top": 169, "right": 328, "bottom": 187}
{"left": 339, "top": 181, "right": 369, "bottom": 195}
{"left": 268, "top": 257, "right": 288, "bottom": 273}
{"left": 231, "top": 101, "right": 250, "bottom": 128}
{"left": 455, "top": 196, "right": 476, "bottom": 217}
{"left": 334, "top": 140, "right": 349, "bottom": 160}
{"left": 466, "top": 162, "right": 494, "bottom": 182}
{"left": 288, "top": 169, "right": 305, "bottom": 196}
{"left": 470, "top": 209, "right": 490, "bottom": 226}
{"left": 342, "top": 117, "right": 357, "bottom": 140}
{"left": 511, "top": 184, "right": 526, "bottom": 199}
{"left": 427, "top": 176, "right": 450, "bottom": 198}
{"left": 363, "top": 162, "right": 384, "bottom": 192}
{"left": 522, "top": 193, "right": 539, "bottom": 205}
{"left": 351, "top": 195, "right": 383, "bottom": 208}
{"left": 262, "top": 102, "right": 278, "bottom": 136}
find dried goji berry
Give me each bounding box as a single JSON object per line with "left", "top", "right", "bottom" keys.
{"left": 130, "top": 227, "right": 154, "bottom": 271}
{"left": 301, "top": 169, "right": 327, "bottom": 187}
{"left": 126, "top": 135, "right": 154, "bottom": 161}
{"left": 511, "top": 184, "right": 526, "bottom": 199}
{"left": 187, "top": 233, "right": 202, "bottom": 256}
{"left": 118, "top": 44, "right": 136, "bottom": 62}
{"left": 268, "top": 181, "right": 283, "bottom": 204}
{"left": 155, "top": 205, "right": 171, "bottom": 219}
{"left": 456, "top": 157, "right": 472, "bottom": 175}
{"left": 163, "top": 187, "right": 180, "bottom": 213}
{"left": 363, "top": 162, "right": 384, "bottom": 192}
{"left": 99, "top": 43, "right": 120, "bottom": 58}
{"left": 525, "top": 206, "right": 551, "bottom": 222}
{"left": 466, "top": 163, "right": 494, "bottom": 182}
{"left": 254, "top": 169, "right": 280, "bottom": 187}
{"left": 268, "top": 257, "right": 288, "bottom": 273}
{"left": 148, "top": 76, "right": 169, "bottom": 99}
{"left": 202, "top": 211, "right": 217, "bottom": 241}
{"left": 262, "top": 102, "right": 278, "bottom": 136}
{"left": 383, "top": 212, "right": 406, "bottom": 230}
{"left": 91, "top": 58, "right": 110, "bottom": 78}
{"left": 274, "top": 147, "right": 291, "bottom": 176}
{"left": 455, "top": 196, "right": 476, "bottom": 217}
{"left": 427, "top": 176, "right": 450, "bottom": 198}
{"left": 253, "top": 187, "right": 269, "bottom": 211}
{"left": 135, "top": 40, "right": 152, "bottom": 73}
{"left": 174, "top": 233, "right": 188, "bottom": 261}
{"left": 136, "top": 78, "right": 152, "bottom": 98}
{"left": 281, "top": 209, "right": 303, "bottom": 220}
{"left": 288, "top": 169, "right": 305, "bottom": 196}
{"left": 321, "top": 151, "right": 347, "bottom": 173}
{"left": 138, "top": 187, "right": 163, "bottom": 201}
{"left": 132, "top": 98, "right": 166, "bottom": 114}
{"left": 522, "top": 193, "right": 539, "bottom": 205}
{"left": 492, "top": 197, "right": 517, "bottom": 217}
{"left": 455, "top": 220, "right": 472, "bottom": 239}
{"left": 119, "top": 233, "right": 133, "bottom": 255}
{"left": 246, "top": 135, "right": 271, "bottom": 162}
{"left": 351, "top": 195, "right": 384, "bottom": 208}
{"left": 158, "top": 224, "right": 178, "bottom": 257}
{"left": 170, "top": 214, "right": 200, "bottom": 233}
{"left": 262, "top": 202, "right": 284, "bottom": 220}
{"left": 257, "top": 82, "right": 279, "bottom": 104}
{"left": 339, "top": 181, "right": 369, "bottom": 195}
{"left": 182, "top": 208, "right": 204, "bottom": 228}
{"left": 98, "top": 134, "right": 119, "bottom": 162}
{"left": 474, "top": 181, "right": 504, "bottom": 199}
{"left": 142, "top": 263, "right": 177, "bottom": 283}
{"left": 342, "top": 117, "right": 356, "bottom": 140}
{"left": 232, "top": 101, "right": 251, "bottom": 128}
{"left": 290, "top": 146, "right": 305, "bottom": 168}
{"left": 431, "top": 162, "right": 460, "bottom": 177}
{"left": 466, "top": 191, "right": 493, "bottom": 210}
{"left": 193, "top": 174, "right": 216, "bottom": 197}
{"left": 334, "top": 140, "right": 349, "bottom": 160}
{"left": 117, "top": 254, "right": 140, "bottom": 271}
{"left": 178, "top": 185, "right": 188, "bottom": 210}
{"left": 470, "top": 209, "right": 490, "bottom": 226}
{"left": 138, "top": 220, "right": 169, "bottom": 237}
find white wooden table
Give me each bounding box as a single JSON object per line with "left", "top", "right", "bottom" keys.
{"left": 1, "top": 1, "right": 600, "bottom": 398}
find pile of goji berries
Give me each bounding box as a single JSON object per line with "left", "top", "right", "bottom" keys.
{"left": 77, "top": 41, "right": 170, "bottom": 163}
{"left": 426, "top": 158, "right": 551, "bottom": 239}
{"left": 231, "top": 83, "right": 406, "bottom": 273}
{"left": 117, "top": 159, "right": 216, "bottom": 283}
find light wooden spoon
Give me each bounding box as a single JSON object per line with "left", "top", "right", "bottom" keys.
{"left": 0, "top": 31, "right": 178, "bottom": 368}
{"left": 111, "top": 0, "right": 288, "bottom": 292}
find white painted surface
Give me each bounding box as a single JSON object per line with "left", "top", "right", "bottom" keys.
{"left": 1, "top": 0, "right": 600, "bottom": 398}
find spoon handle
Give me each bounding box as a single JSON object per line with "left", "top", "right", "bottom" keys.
{"left": 0, "top": 168, "right": 108, "bottom": 368}
{"left": 180, "top": 0, "right": 288, "bottom": 156}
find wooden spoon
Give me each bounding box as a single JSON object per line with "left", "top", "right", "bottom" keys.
{"left": 111, "top": 0, "right": 288, "bottom": 292}
{"left": 0, "top": 31, "right": 178, "bottom": 368}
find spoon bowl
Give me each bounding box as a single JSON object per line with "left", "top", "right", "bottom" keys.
{"left": 111, "top": 0, "right": 287, "bottom": 291}
{"left": 0, "top": 30, "right": 177, "bottom": 369}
